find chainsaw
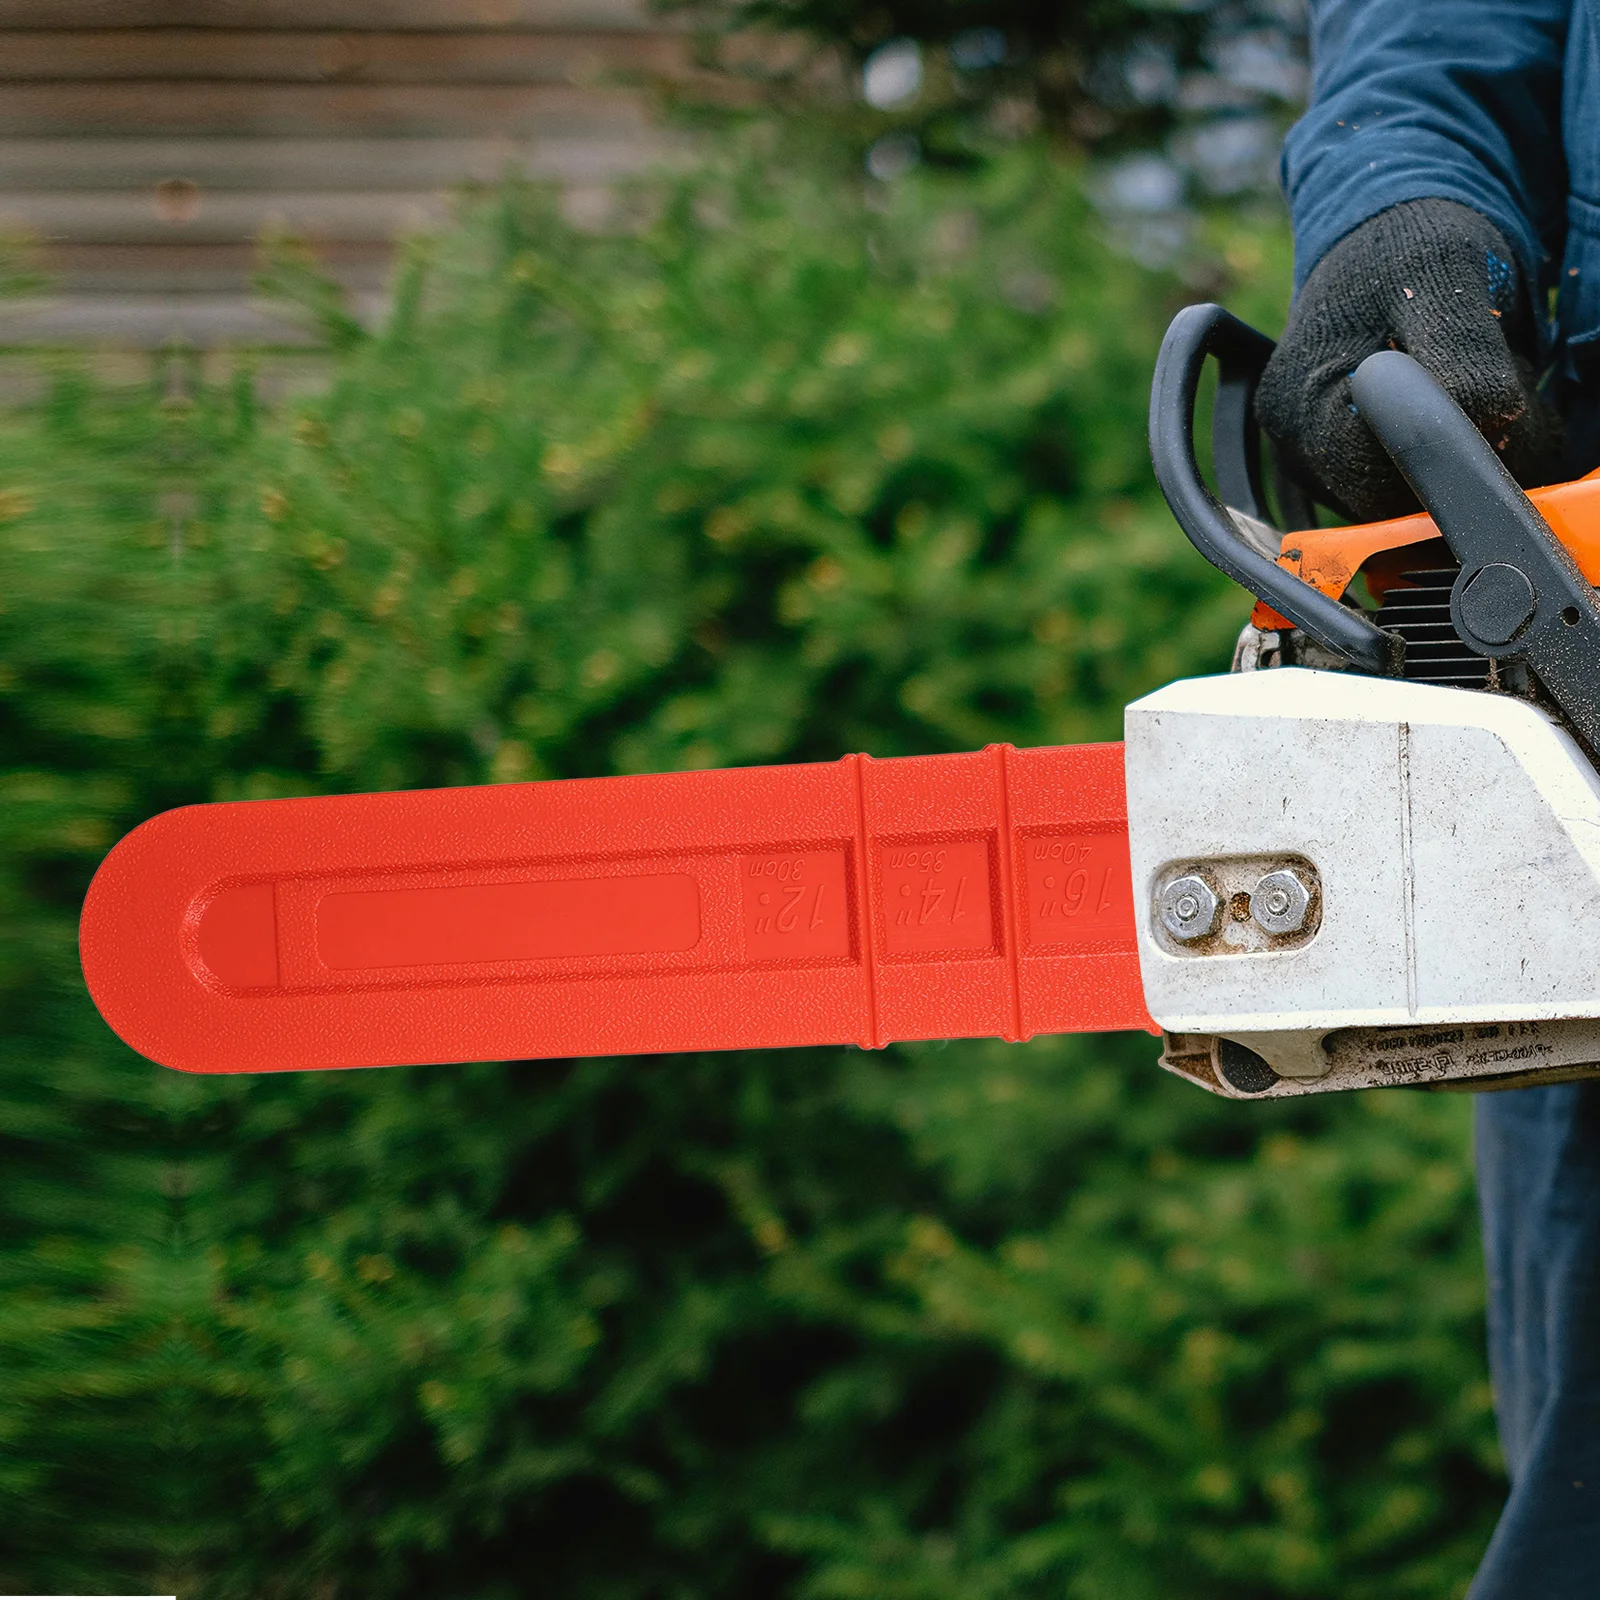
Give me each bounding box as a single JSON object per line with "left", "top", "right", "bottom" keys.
{"left": 79, "top": 306, "right": 1600, "bottom": 1099}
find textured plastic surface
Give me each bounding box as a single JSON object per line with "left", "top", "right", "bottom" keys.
{"left": 80, "top": 744, "right": 1152, "bottom": 1074}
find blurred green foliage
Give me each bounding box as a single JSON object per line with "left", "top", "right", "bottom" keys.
{"left": 0, "top": 136, "right": 1501, "bottom": 1598}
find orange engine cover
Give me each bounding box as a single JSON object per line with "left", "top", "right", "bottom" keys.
{"left": 1250, "top": 466, "right": 1600, "bottom": 630}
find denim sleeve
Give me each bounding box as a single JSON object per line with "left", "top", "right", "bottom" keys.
{"left": 1283, "top": 0, "right": 1571, "bottom": 294}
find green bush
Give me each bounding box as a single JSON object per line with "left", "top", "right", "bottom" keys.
{"left": 0, "top": 136, "right": 1500, "bottom": 1598}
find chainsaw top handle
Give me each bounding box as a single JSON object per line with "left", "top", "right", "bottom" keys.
{"left": 1149, "top": 302, "right": 1401, "bottom": 677}
{"left": 1351, "top": 349, "right": 1600, "bottom": 750}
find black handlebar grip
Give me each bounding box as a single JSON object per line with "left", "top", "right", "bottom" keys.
{"left": 1351, "top": 349, "right": 1600, "bottom": 747}
{"left": 1149, "top": 303, "right": 1400, "bottom": 676}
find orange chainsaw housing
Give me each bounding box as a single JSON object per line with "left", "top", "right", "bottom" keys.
{"left": 1250, "top": 465, "right": 1600, "bottom": 629}
{"left": 80, "top": 743, "right": 1154, "bottom": 1074}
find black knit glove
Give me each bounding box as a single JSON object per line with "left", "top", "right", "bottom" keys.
{"left": 1256, "top": 198, "right": 1562, "bottom": 523}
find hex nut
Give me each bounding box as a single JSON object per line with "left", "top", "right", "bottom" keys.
{"left": 1250, "top": 868, "right": 1312, "bottom": 936}
{"left": 1157, "top": 874, "right": 1222, "bottom": 941}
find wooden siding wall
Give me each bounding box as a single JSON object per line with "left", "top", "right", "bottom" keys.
{"left": 0, "top": 2, "right": 740, "bottom": 346}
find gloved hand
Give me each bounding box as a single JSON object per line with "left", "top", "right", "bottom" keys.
{"left": 1256, "top": 198, "right": 1563, "bottom": 523}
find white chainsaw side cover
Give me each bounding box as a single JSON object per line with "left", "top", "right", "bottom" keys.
{"left": 1125, "top": 669, "right": 1600, "bottom": 1056}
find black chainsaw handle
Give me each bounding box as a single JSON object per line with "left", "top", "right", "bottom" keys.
{"left": 1351, "top": 349, "right": 1600, "bottom": 749}
{"left": 1149, "top": 302, "right": 1400, "bottom": 677}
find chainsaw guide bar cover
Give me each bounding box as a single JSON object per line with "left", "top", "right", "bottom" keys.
{"left": 79, "top": 744, "right": 1152, "bottom": 1074}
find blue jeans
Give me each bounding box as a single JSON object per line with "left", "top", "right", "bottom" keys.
{"left": 1469, "top": 1083, "right": 1600, "bottom": 1596}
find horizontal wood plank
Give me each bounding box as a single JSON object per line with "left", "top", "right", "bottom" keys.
{"left": 0, "top": 133, "right": 679, "bottom": 189}
{"left": 0, "top": 189, "right": 461, "bottom": 242}
{"left": 0, "top": 81, "right": 654, "bottom": 135}
{"left": 0, "top": 1, "right": 678, "bottom": 30}
{"left": 0, "top": 292, "right": 328, "bottom": 345}
{"left": 35, "top": 238, "right": 397, "bottom": 291}
{"left": 0, "top": 29, "right": 720, "bottom": 83}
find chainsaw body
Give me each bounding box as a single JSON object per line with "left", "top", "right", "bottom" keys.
{"left": 77, "top": 306, "right": 1600, "bottom": 1095}
{"left": 1130, "top": 669, "right": 1600, "bottom": 1097}
{"left": 1139, "top": 306, "right": 1600, "bottom": 1095}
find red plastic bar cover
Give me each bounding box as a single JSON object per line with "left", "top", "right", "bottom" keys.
{"left": 79, "top": 743, "right": 1152, "bottom": 1074}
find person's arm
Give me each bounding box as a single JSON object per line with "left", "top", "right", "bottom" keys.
{"left": 1259, "top": 0, "right": 1570, "bottom": 520}
{"left": 1284, "top": 0, "right": 1569, "bottom": 298}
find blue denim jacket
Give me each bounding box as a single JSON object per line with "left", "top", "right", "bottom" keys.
{"left": 1283, "top": 0, "right": 1600, "bottom": 393}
